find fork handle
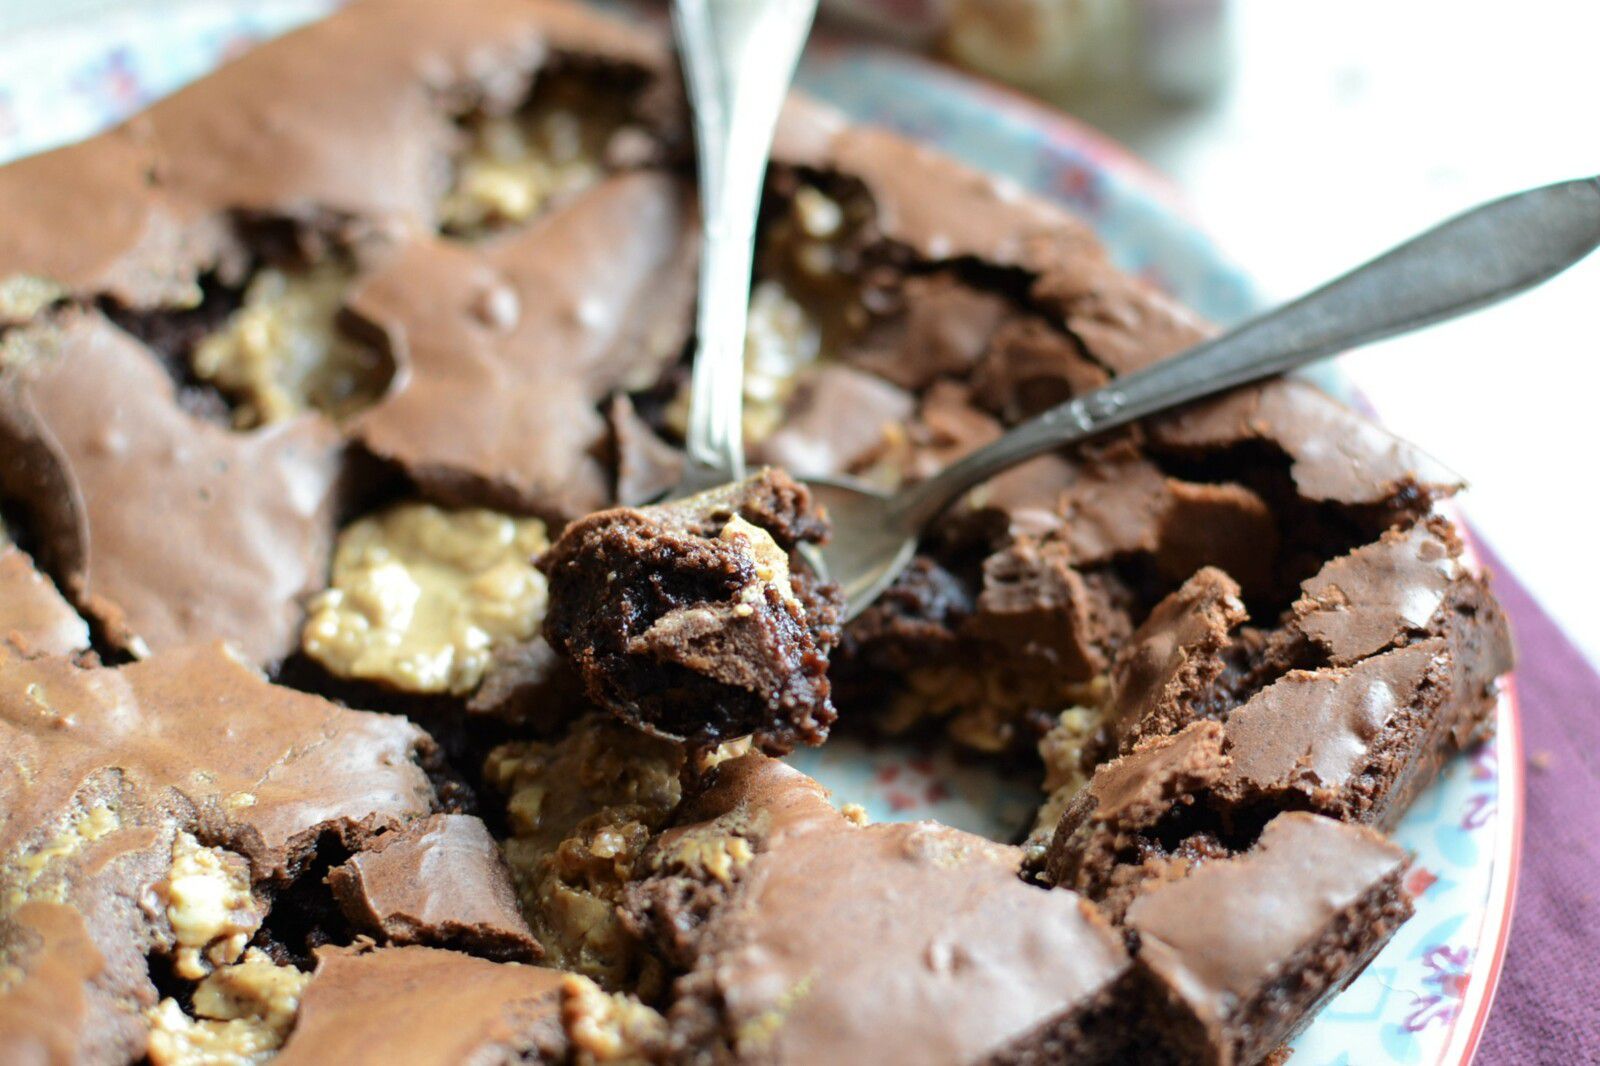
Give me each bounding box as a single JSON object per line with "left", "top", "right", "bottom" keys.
{"left": 672, "top": 0, "right": 819, "bottom": 494}
{"left": 892, "top": 175, "right": 1600, "bottom": 529}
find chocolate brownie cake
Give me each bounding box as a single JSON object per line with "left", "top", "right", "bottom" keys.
{"left": 0, "top": 0, "right": 1513, "bottom": 1062}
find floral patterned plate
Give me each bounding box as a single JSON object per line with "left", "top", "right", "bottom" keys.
{"left": 0, "top": 6, "right": 1520, "bottom": 1064}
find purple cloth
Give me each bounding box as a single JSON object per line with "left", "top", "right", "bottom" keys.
{"left": 1475, "top": 539, "right": 1600, "bottom": 1062}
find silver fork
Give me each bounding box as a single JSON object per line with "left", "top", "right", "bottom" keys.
{"left": 669, "top": 0, "right": 819, "bottom": 497}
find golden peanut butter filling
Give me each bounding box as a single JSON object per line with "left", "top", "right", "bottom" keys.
{"left": 561, "top": 973, "right": 670, "bottom": 1065}
{"left": 162, "top": 831, "right": 265, "bottom": 981}
{"left": 883, "top": 664, "right": 1106, "bottom": 756}
{"left": 145, "top": 834, "right": 307, "bottom": 1066}
{"left": 1022, "top": 702, "right": 1109, "bottom": 864}
{"left": 0, "top": 274, "right": 67, "bottom": 322}
{"left": 302, "top": 503, "right": 549, "bottom": 695}
{"left": 719, "top": 514, "right": 800, "bottom": 610}
{"left": 740, "top": 280, "right": 823, "bottom": 443}
{"left": 0, "top": 800, "right": 120, "bottom": 912}
{"left": 667, "top": 184, "right": 866, "bottom": 446}
{"left": 441, "top": 75, "right": 631, "bottom": 237}
{"left": 484, "top": 716, "right": 685, "bottom": 992}
{"left": 145, "top": 949, "right": 310, "bottom": 1066}
{"left": 191, "top": 262, "right": 388, "bottom": 428}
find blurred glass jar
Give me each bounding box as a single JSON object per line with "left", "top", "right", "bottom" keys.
{"left": 823, "top": 0, "right": 1233, "bottom": 104}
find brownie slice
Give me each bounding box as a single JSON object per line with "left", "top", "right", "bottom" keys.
{"left": 1049, "top": 517, "right": 1511, "bottom": 833}
{"left": 1048, "top": 444, "right": 1278, "bottom": 596}
{"left": 1014, "top": 568, "right": 1245, "bottom": 851}
{"left": 1214, "top": 519, "right": 1512, "bottom": 828}
{"left": 964, "top": 534, "right": 1131, "bottom": 684}
{"left": 0, "top": 312, "right": 343, "bottom": 667}
{"left": 0, "top": 643, "right": 438, "bottom": 1063}
{"left": 758, "top": 363, "right": 916, "bottom": 479}
{"left": 348, "top": 171, "right": 698, "bottom": 521}
{"left": 0, "top": 0, "right": 692, "bottom": 527}
{"left": 843, "top": 555, "right": 974, "bottom": 675}
{"left": 1148, "top": 378, "right": 1463, "bottom": 517}
{"left": 1217, "top": 640, "right": 1453, "bottom": 827}
{"left": 0, "top": 542, "right": 89, "bottom": 658}
{"left": 610, "top": 393, "right": 685, "bottom": 507}
{"left": 541, "top": 469, "right": 843, "bottom": 751}
{"left": 625, "top": 755, "right": 1138, "bottom": 1064}
{"left": 1126, "top": 812, "right": 1414, "bottom": 1066}
{"left": 1278, "top": 515, "right": 1472, "bottom": 663}
{"left": 467, "top": 635, "right": 586, "bottom": 730}
{"left": 271, "top": 945, "right": 570, "bottom": 1065}
{"left": 1042, "top": 722, "right": 1234, "bottom": 920}
{"left": 1098, "top": 567, "right": 1248, "bottom": 756}
{"left": 1266, "top": 516, "right": 1513, "bottom": 741}
{"left": 327, "top": 813, "right": 540, "bottom": 962}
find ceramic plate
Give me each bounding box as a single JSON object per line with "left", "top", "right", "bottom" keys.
{"left": 0, "top": 6, "right": 1521, "bottom": 1063}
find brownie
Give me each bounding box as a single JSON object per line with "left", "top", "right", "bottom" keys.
{"left": 1040, "top": 533, "right": 1508, "bottom": 907}
{"left": 831, "top": 383, "right": 1465, "bottom": 757}
{"left": 845, "top": 273, "right": 1012, "bottom": 392}
{"left": 1042, "top": 721, "right": 1234, "bottom": 919}
{"left": 1097, "top": 567, "right": 1248, "bottom": 757}
{"left": 843, "top": 555, "right": 974, "bottom": 675}
{"left": 467, "top": 635, "right": 587, "bottom": 730}
{"left": 965, "top": 535, "right": 1131, "bottom": 684}
{"left": 1217, "top": 640, "right": 1454, "bottom": 827}
{"left": 271, "top": 945, "right": 570, "bottom": 1065}
{"left": 541, "top": 469, "right": 843, "bottom": 751}
{"left": 1125, "top": 812, "right": 1414, "bottom": 1065}
{"left": 1147, "top": 378, "right": 1464, "bottom": 514}
{"left": 1268, "top": 516, "right": 1514, "bottom": 736}
{"left": 624, "top": 755, "right": 1138, "bottom": 1064}
{"left": 1214, "top": 519, "right": 1511, "bottom": 828}
{"left": 757, "top": 362, "right": 916, "bottom": 478}
{"left": 610, "top": 392, "right": 686, "bottom": 507}
{"left": 0, "top": 0, "right": 694, "bottom": 673}
{"left": 0, "top": 312, "right": 344, "bottom": 667}
{"left": 0, "top": 643, "right": 437, "bottom": 1063}
{"left": 0, "top": 542, "right": 89, "bottom": 658}
{"left": 327, "top": 813, "right": 540, "bottom": 962}
{"left": 346, "top": 170, "right": 698, "bottom": 521}
{"left": 1047, "top": 519, "right": 1512, "bottom": 832}
{"left": 1045, "top": 443, "right": 1278, "bottom": 594}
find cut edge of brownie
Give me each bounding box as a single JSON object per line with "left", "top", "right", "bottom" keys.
{"left": 1126, "top": 813, "right": 1415, "bottom": 1065}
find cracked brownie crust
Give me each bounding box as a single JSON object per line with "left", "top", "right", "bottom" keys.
{"left": 622, "top": 755, "right": 1138, "bottom": 1065}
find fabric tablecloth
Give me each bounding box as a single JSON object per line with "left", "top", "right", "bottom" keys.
{"left": 1473, "top": 541, "right": 1600, "bottom": 1062}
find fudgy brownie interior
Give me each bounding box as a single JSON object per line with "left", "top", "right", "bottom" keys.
{"left": 0, "top": 1, "right": 1514, "bottom": 1063}
{"left": 540, "top": 469, "right": 842, "bottom": 751}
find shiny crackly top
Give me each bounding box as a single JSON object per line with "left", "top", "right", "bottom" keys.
{"left": 630, "top": 755, "right": 1131, "bottom": 1063}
